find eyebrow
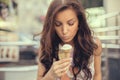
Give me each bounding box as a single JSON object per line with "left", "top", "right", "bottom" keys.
{"left": 67, "top": 18, "right": 76, "bottom": 23}
{"left": 55, "top": 18, "right": 76, "bottom": 23}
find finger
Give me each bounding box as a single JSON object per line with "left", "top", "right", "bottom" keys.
{"left": 54, "top": 61, "right": 70, "bottom": 71}
{"left": 57, "top": 65, "right": 70, "bottom": 73}
{"left": 54, "top": 68, "right": 66, "bottom": 77}
{"left": 55, "top": 62, "right": 70, "bottom": 74}
{"left": 53, "top": 58, "right": 71, "bottom": 70}
{"left": 60, "top": 62, "right": 71, "bottom": 68}
{"left": 55, "top": 65, "right": 70, "bottom": 77}
{"left": 56, "top": 58, "right": 72, "bottom": 65}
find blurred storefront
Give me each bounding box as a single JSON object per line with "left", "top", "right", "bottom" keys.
{"left": 103, "top": 0, "right": 120, "bottom": 80}
{"left": 0, "top": 0, "right": 38, "bottom": 80}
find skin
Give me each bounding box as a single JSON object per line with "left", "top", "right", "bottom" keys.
{"left": 0, "top": 8, "right": 9, "bottom": 20}
{"left": 54, "top": 8, "right": 79, "bottom": 45}
{"left": 37, "top": 8, "right": 102, "bottom": 80}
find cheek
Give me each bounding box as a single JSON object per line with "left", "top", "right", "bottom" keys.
{"left": 73, "top": 28, "right": 78, "bottom": 35}
{"left": 55, "top": 28, "right": 62, "bottom": 37}
{"left": 72, "top": 25, "right": 78, "bottom": 33}
{"left": 70, "top": 26, "right": 78, "bottom": 36}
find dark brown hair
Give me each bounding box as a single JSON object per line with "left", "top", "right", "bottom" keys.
{"left": 40, "top": 0, "right": 98, "bottom": 80}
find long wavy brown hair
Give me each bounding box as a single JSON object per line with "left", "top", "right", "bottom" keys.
{"left": 40, "top": 0, "right": 98, "bottom": 80}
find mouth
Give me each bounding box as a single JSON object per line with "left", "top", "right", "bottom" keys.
{"left": 62, "top": 36, "right": 70, "bottom": 40}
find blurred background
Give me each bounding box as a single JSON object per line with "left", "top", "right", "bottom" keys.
{"left": 0, "top": 0, "right": 119, "bottom": 80}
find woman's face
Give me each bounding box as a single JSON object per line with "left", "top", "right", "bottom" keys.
{"left": 54, "top": 8, "right": 79, "bottom": 44}
{"left": 1, "top": 8, "right": 9, "bottom": 19}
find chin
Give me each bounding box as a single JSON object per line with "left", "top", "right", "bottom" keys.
{"left": 62, "top": 39, "right": 72, "bottom": 44}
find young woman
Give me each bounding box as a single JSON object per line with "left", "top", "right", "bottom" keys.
{"left": 37, "top": 0, "right": 102, "bottom": 80}
{"left": 0, "top": 2, "right": 9, "bottom": 21}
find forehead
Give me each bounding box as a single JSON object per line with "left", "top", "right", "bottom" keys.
{"left": 55, "top": 8, "right": 77, "bottom": 21}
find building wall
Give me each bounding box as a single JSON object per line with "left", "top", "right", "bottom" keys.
{"left": 104, "top": 0, "right": 120, "bottom": 26}
{"left": 103, "top": 0, "right": 120, "bottom": 44}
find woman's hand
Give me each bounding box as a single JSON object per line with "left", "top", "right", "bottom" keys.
{"left": 48, "top": 58, "right": 72, "bottom": 78}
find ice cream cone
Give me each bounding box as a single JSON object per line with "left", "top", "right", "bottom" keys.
{"left": 59, "top": 44, "right": 72, "bottom": 59}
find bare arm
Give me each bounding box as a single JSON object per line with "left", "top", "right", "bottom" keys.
{"left": 93, "top": 38, "right": 102, "bottom": 80}
{"left": 37, "top": 61, "right": 55, "bottom": 80}
{"left": 37, "top": 58, "right": 71, "bottom": 80}
{"left": 37, "top": 47, "right": 55, "bottom": 80}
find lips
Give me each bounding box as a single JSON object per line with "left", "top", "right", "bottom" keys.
{"left": 62, "top": 36, "right": 69, "bottom": 40}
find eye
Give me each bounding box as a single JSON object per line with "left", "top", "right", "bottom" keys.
{"left": 68, "top": 21, "right": 74, "bottom": 26}
{"left": 55, "top": 21, "right": 62, "bottom": 27}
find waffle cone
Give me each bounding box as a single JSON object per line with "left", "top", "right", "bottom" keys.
{"left": 59, "top": 44, "right": 72, "bottom": 59}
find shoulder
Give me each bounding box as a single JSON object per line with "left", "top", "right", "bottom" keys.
{"left": 93, "top": 37, "right": 102, "bottom": 56}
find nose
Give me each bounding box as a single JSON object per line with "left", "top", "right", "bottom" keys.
{"left": 62, "top": 25, "right": 68, "bottom": 35}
